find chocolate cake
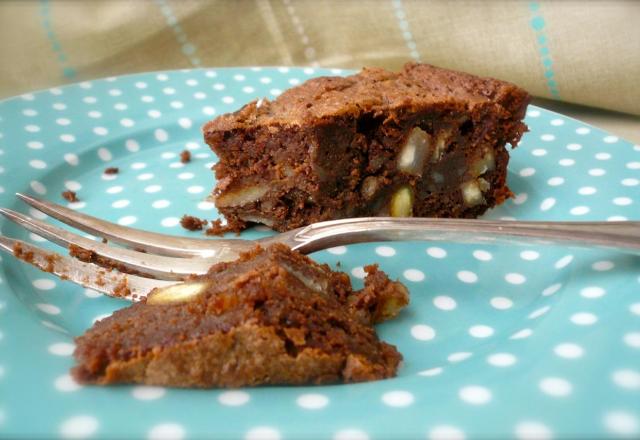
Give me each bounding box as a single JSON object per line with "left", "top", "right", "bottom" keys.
{"left": 203, "top": 62, "right": 530, "bottom": 232}
{"left": 72, "top": 244, "right": 409, "bottom": 387}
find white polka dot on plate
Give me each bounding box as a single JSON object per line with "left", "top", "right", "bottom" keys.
{"left": 218, "top": 390, "right": 250, "bottom": 406}
{"left": 411, "top": 324, "right": 436, "bottom": 341}
{"left": 611, "top": 369, "right": 640, "bottom": 390}
{"left": 539, "top": 377, "right": 572, "bottom": 397}
{"left": 505, "top": 273, "right": 526, "bottom": 285}
{"left": 547, "top": 177, "right": 564, "bottom": 186}
{"left": 448, "top": 352, "right": 472, "bottom": 362}
{"left": 55, "top": 374, "right": 82, "bottom": 392}
{"left": 381, "top": 390, "right": 414, "bottom": 407}
{"left": 469, "top": 325, "right": 494, "bottom": 338}
{"left": 623, "top": 332, "right": 640, "bottom": 348}
{"left": 33, "top": 278, "right": 56, "bottom": 290}
{"left": 613, "top": 197, "right": 632, "bottom": 206}
{"left": 554, "top": 255, "right": 574, "bottom": 269}
{"left": 539, "top": 197, "right": 556, "bottom": 211}
{"left": 514, "top": 421, "right": 553, "bottom": 440}
{"left": 519, "top": 167, "right": 536, "bottom": 177}
{"left": 603, "top": 411, "right": 639, "bottom": 437}
{"left": 155, "top": 129, "right": 169, "bottom": 142}
{"left": 458, "top": 386, "right": 492, "bottom": 405}
{"left": 48, "top": 342, "right": 75, "bottom": 356}
{"left": 457, "top": 270, "right": 478, "bottom": 283}
{"left": 490, "top": 297, "right": 513, "bottom": 310}
{"left": 487, "top": 353, "right": 517, "bottom": 367}
{"left": 333, "top": 428, "right": 370, "bottom": 440}
{"left": 519, "top": 250, "right": 539, "bottom": 261}
{"left": 245, "top": 426, "right": 281, "bottom": 440}
{"left": 59, "top": 415, "right": 99, "bottom": 439}
{"left": 296, "top": 393, "right": 329, "bottom": 410}
{"left": 428, "top": 425, "right": 466, "bottom": 440}
{"left": 510, "top": 328, "right": 533, "bottom": 339}
{"left": 553, "top": 343, "right": 584, "bottom": 359}
{"left": 567, "top": 143, "right": 582, "bottom": 151}
{"left": 161, "top": 217, "right": 180, "bottom": 227}
{"left": 148, "top": 423, "right": 186, "bottom": 440}
{"left": 327, "top": 246, "right": 347, "bottom": 255}
{"left": 187, "top": 186, "right": 204, "bottom": 194}
{"left": 29, "top": 159, "right": 47, "bottom": 169}
{"left": 132, "top": 386, "right": 166, "bottom": 400}
{"left": 375, "top": 246, "right": 396, "bottom": 257}
{"left": 111, "top": 199, "right": 130, "bottom": 209}
{"left": 580, "top": 286, "right": 606, "bottom": 298}
{"left": 426, "top": 247, "right": 447, "bottom": 258}
{"left": 117, "top": 216, "right": 137, "bottom": 226}
{"left": 472, "top": 250, "right": 492, "bottom": 261}
{"left": 36, "top": 303, "right": 61, "bottom": 315}
{"left": 570, "top": 312, "right": 598, "bottom": 326}
{"left": 403, "top": 269, "right": 425, "bottom": 282}
{"left": 433, "top": 295, "right": 456, "bottom": 311}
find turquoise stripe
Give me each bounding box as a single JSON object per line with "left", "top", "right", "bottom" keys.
{"left": 154, "top": 0, "right": 201, "bottom": 67}
{"left": 528, "top": 2, "right": 560, "bottom": 98}
{"left": 38, "top": 0, "right": 76, "bottom": 80}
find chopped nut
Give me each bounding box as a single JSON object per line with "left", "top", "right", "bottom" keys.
{"left": 432, "top": 128, "right": 453, "bottom": 162}
{"left": 147, "top": 281, "right": 209, "bottom": 305}
{"left": 361, "top": 176, "right": 381, "bottom": 200}
{"left": 390, "top": 185, "right": 413, "bottom": 217}
{"left": 397, "top": 127, "right": 430, "bottom": 176}
{"left": 215, "top": 184, "right": 270, "bottom": 207}
{"left": 469, "top": 150, "right": 495, "bottom": 177}
{"left": 461, "top": 180, "right": 485, "bottom": 206}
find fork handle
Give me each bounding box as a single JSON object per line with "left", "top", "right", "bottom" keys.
{"left": 289, "top": 217, "right": 640, "bottom": 255}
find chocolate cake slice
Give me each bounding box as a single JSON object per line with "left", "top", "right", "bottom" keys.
{"left": 203, "top": 63, "right": 530, "bottom": 232}
{"left": 72, "top": 244, "right": 409, "bottom": 387}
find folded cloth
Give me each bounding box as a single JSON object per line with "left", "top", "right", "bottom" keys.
{"left": 1, "top": 0, "right": 638, "bottom": 116}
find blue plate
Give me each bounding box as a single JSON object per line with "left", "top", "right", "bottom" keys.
{"left": 0, "top": 67, "right": 639, "bottom": 440}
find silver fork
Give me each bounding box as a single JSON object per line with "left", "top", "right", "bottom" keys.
{"left": 1, "top": 193, "right": 639, "bottom": 301}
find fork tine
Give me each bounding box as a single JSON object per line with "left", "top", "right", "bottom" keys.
{"left": 0, "top": 208, "right": 230, "bottom": 280}
{"left": 16, "top": 193, "right": 254, "bottom": 258}
{"left": 0, "top": 235, "right": 174, "bottom": 300}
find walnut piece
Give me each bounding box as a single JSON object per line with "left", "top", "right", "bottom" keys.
{"left": 397, "top": 127, "right": 431, "bottom": 176}
{"left": 390, "top": 185, "right": 413, "bottom": 217}
{"left": 147, "top": 281, "right": 209, "bottom": 305}
{"left": 215, "top": 184, "right": 270, "bottom": 207}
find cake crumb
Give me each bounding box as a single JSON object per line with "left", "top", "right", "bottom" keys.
{"left": 62, "top": 190, "right": 79, "bottom": 202}
{"left": 104, "top": 167, "right": 119, "bottom": 175}
{"left": 205, "top": 219, "right": 245, "bottom": 236}
{"left": 180, "top": 150, "right": 191, "bottom": 163}
{"left": 180, "top": 215, "right": 208, "bottom": 231}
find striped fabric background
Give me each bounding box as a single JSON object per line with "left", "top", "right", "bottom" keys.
{"left": 1, "top": 0, "right": 638, "bottom": 115}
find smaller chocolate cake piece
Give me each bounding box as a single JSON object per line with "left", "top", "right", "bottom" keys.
{"left": 72, "top": 244, "right": 409, "bottom": 388}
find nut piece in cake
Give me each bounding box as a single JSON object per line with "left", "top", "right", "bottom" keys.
{"left": 72, "top": 244, "right": 409, "bottom": 388}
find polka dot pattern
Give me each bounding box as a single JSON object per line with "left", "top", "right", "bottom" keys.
{"left": 0, "top": 67, "right": 638, "bottom": 439}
